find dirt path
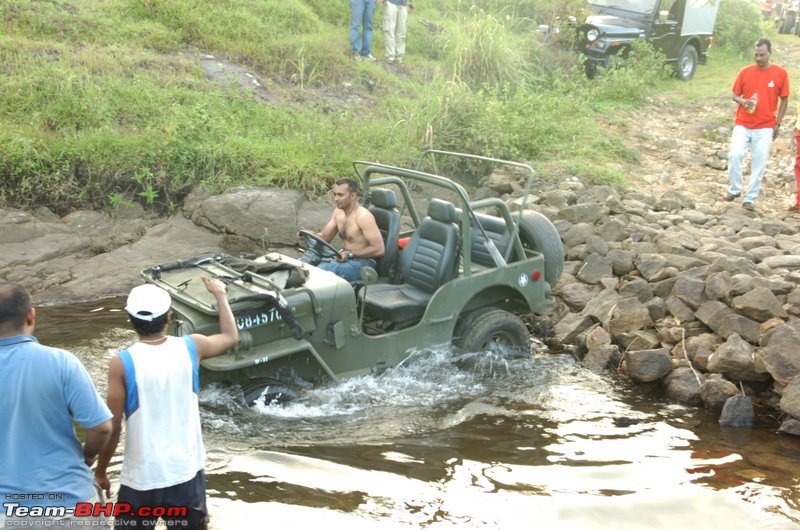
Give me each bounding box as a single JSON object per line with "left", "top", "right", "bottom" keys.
{"left": 623, "top": 39, "right": 800, "bottom": 218}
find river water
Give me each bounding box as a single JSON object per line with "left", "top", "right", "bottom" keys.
{"left": 36, "top": 301, "right": 800, "bottom": 529}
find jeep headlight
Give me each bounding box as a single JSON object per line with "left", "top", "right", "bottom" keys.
{"left": 586, "top": 28, "right": 599, "bottom": 42}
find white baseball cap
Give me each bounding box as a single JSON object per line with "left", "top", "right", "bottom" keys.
{"left": 125, "top": 284, "right": 171, "bottom": 321}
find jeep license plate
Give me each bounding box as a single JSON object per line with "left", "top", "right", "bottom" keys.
{"left": 236, "top": 308, "right": 282, "bottom": 330}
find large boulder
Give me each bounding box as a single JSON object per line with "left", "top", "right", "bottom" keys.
{"left": 707, "top": 333, "right": 770, "bottom": 383}
{"left": 756, "top": 320, "right": 800, "bottom": 387}
{"left": 624, "top": 348, "right": 672, "bottom": 383}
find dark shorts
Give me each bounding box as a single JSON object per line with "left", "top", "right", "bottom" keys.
{"left": 115, "top": 469, "right": 208, "bottom": 529}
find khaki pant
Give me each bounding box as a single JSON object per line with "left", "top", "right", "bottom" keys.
{"left": 383, "top": 2, "right": 408, "bottom": 61}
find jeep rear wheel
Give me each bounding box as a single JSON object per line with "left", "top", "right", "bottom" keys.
{"left": 454, "top": 308, "right": 530, "bottom": 355}
{"left": 676, "top": 45, "right": 698, "bottom": 81}
{"left": 517, "top": 212, "right": 564, "bottom": 290}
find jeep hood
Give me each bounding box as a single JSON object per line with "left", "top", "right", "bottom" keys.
{"left": 581, "top": 14, "right": 647, "bottom": 39}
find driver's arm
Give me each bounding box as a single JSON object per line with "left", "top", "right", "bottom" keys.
{"left": 352, "top": 212, "right": 385, "bottom": 259}
{"left": 318, "top": 213, "right": 338, "bottom": 243}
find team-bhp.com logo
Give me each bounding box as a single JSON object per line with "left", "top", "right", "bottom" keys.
{"left": 3, "top": 495, "right": 188, "bottom": 526}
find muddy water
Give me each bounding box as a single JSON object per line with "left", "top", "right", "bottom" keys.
{"left": 36, "top": 301, "right": 800, "bottom": 529}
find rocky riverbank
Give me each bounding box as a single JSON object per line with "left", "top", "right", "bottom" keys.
{"left": 4, "top": 84, "right": 800, "bottom": 436}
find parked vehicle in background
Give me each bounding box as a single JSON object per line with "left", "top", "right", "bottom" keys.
{"left": 775, "top": 1, "right": 800, "bottom": 35}
{"left": 570, "top": 0, "right": 720, "bottom": 80}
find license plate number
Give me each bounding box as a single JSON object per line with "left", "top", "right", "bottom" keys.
{"left": 236, "top": 308, "right": 282, "bottom": 330}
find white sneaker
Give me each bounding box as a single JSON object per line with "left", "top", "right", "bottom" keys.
{"left": 365, "top": 54, "right": 377, "bottom": 62}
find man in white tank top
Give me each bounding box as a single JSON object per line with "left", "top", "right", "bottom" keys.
{"left": 95, "top": 277, "right": 238, "bottom": 529}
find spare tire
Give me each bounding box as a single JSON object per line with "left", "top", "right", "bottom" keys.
{"left": 515, "top": 212, "right": 564, "bottom": 289}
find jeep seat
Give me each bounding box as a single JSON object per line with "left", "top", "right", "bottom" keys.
{"left": 362, "top": 199, "right": 460, "bottom": 325}
{"left": 367, "top": 188, "right": 401, "bottom": 280}
{"left": 469, "top": 212, "right": 515, "bottom": 269}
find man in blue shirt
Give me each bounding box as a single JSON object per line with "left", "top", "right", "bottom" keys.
{"left": 0, "top": 281, "right": 112, "bottom": 526}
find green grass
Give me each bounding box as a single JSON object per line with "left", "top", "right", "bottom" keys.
{"left": 0, "top": 0, "right": 764, "bottom": 213}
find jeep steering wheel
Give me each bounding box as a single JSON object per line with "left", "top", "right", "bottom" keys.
{"left": 298, "top": 229, "right": 340, "bottom": 260}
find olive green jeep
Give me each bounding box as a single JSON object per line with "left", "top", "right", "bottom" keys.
{"left": 141, "top": 151, "right": 564, "bottom": 404}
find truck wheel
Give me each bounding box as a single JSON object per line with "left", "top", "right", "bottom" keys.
{"left": 675, "top": 44, "right": 698, "bottom": 81}
{"left": 584, "top": 61, "right": 598, "bottom": 79}
{"left": 241, "top": 377, "right": 300, "bottom": 407}
{"left": 517, "top": 212, "right": 564, "bottom": 290}
{"left": 454, "top": 308, "right": 530, "bottom": 354}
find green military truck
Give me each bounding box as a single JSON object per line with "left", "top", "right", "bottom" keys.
{"left": 140, "top": 151, "right": 564, "bottom": 405}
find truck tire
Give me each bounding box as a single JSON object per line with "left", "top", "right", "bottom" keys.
{"left": 584, "top": 61, "right": 598, "bottom": 79}
{"left": 453, "top": 308, "right": 530, "bottom": 354}
{"left": 517, "top": 212, "right": 564, "bottom": 290}
{"left": 241, "top": 377, "right": 300, "bottom": 407}
{"left": 675, "top": 44, "right": 698, "bottom": 81}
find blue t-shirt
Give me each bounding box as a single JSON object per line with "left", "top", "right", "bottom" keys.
{"left": 0, "top": 335, "right": 112, "bottom": 508}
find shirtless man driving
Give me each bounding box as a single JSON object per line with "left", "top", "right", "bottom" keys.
{"left": 300, "top": 178, "right": 385, "bottom": 282}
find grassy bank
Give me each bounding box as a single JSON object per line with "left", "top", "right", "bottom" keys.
{"left": 0, "top": 0, "right": 765, "bottom": 214}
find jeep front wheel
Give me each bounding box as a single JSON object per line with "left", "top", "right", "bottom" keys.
{"left": 676, "top": 44, "right": 698, "bottom": 81}
{"left": 241, "top": 377, "right": 301, "bottom": 407}
{"left": 454, "top": 308, "right": 530, "bottom": 354}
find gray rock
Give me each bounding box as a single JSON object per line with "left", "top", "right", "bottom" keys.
{"left": 607, "top": 297, "right": 653, "bottom": 335}
{"left": 670, "top": 276, "right": 706, "bottom": 309}
{"left": 634, "top": 254, "right": 668, "bottom": 281}
{"left": 695, "top": 300, "right": 761, "bottom": 343}
{"left": 582, "top": 344, "right": 619, "bottom": 372}
{"left": 606, "top": 248, "right": 635, "bottom": 276}
{"left": 665, "top": 295, "right": 696, "bottom": 322}
{"left": 576, "top": 254, "right": 614, "bottom": 284}
{"left": 624, "top": 348, "right": 672, "bottom": 383}
{"left": 562, "top": 222, "right": 596, "bottom": 248}
{"left": 664, "top": 367, "right": 703, "bottom": 405}
{"left": 756, "top": 320, "right": 800, "bottom": 386}
{"left": 704, "top": 271, "right": 734, "bottom": 301}
{"left": 777, "top": 418, "right": 800, "bottom": 436}
{"left": 738, "top": 235, "right": 776, "bottom": 251}
{"left": 762, "top": 255, "right": 800, "bottom": 269}
{"left": 560, "top": 282, "right": 602, "bottom": 311}
{"left": 700, "top": 376, "right": 740, "bottom": 411}
{"left": 191, "top": 187, "right": 305, "bottom": 244}
{"left": 551, "top": 313, "right": 595, "bottom": 344}
{"left": 719, "top": 394, "right": 755, "bottom": 427}
{"left": 601, "top": 219, "right": 628, "bottom": 242}
{"left": 617, "top": 330, "right": 660, "bottom": 351}
{"left": 781, "top": 377, "right": 800, "bottom": 420}
{"left": 644, "top": 297, "right": 667, "bottom": 321}
{"left": 731, "top": 287, "right": 788, "bottom": 322}
{"left": 707, "top": 333, "right": 770, "bottom": 382}
{"left": 618, "top": 277, "right": 654, "bottom": 303}
{"left": 559, "top": 203, "right": 602, "bottom": 224}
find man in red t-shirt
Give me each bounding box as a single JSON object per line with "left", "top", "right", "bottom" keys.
{"left": 726, "top": 38, "right": 789, "bottom": 211}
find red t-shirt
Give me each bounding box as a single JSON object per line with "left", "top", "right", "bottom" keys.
{"left": 732, "top": 63, "right": 790, "bottom": 129}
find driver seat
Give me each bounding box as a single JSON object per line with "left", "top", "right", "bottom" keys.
{"left": 362, "top": 199, "right": 460, "bottom": 326}
{"left": 367, "top": 188, "right": 401, "bottom": 280}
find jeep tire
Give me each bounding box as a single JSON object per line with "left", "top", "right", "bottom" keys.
{"left": 242, "top": 377, "right": 301, "bottom": 407}
{"left": 676, "top": 44, "right": 698, "bottom": 81}
{"left": 517, "top": 212, "right": 564, "bottom": 290}
{"left": 454, "top": 308, "right": 530, "bottom": 354}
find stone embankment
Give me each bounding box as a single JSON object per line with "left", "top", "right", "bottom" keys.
{"left": 512, "top": 174, "right": 800, "bottom": 435}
